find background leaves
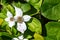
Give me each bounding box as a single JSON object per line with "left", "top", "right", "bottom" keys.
{"left": 27, "top": 18, "right": 42, "bottom": 34}
{"left": 45, "top": 22, "right": 60, "bottom": 40}
{"left": 41, "top": 0, "right": 60, "bottom": 20}
{"left": 1, "top": 0, "right": 60, "bottom": 40}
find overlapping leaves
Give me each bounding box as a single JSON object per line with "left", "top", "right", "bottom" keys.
{"left": 42, "top": 0, "right": 60, "bottom": 20}
{"left": 45, "top": 22, "right": 60, "bottom": 40}
{"left": 0, "top": 0, "right": 42, "bottom": 40}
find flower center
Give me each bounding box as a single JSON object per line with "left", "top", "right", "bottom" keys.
{"left": 17, "top": 17, "right": 23, "bottom": 23}
{"left": 10, "top": 17, "right": 14, "bottom": 21}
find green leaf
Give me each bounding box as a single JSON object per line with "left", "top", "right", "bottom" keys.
{"left": 21, "top": 3, "right": 31, "bottom": 12}
{"left": 1, "top": 21, "right": 8, "bottom": 28}
{"left": 41, "top": 0, "right": 60, "bottom": 20}
{"left": 12, "top": 2, "right": 21, "bottom": 8}
{"left": 26, "top": 0, "right": 39, "bottom": 4}
{"left": 33, "top": 0, "right": 42, "bottom": 10}
{"left": 1, "top": 7, "right": 7, "bottom": 15}
{"left": 26, "top": 35, "right": 32, "bottom": 39}
{"left": 45, "top": 22, "right": 60, "bottom": 40}
{"left": 25, "top": 0, "right": 42, "bottom": 16}
{"left": 27, "top": 18, "right": 42, "bottom": 34}
{"left": 26, "top": 0, "right": 42, "bottom": 10}
{"left": 6, "top": 26, "right": 12, "bottom": 35}
{"left": 6, "top": 5, "right": 15, "bottom": 15}
{"left": 0, "top": 18, "right": 3, "bottom": 25}
{"left": 0, "top": 13, "right": 6, "bottom": 19}
{"left": 34, "top": 33, "right": 44, "bottom": 40}
{"left": 0, "top": 37, "right": 2, "bottom": 40}
{"left": 0, "top": 32, "right": 13, "bottom": 38}
{"left": 24, "top": 6, "right": 37, "bottom": 16}
{"left": 11, "top": 27, "right": 17, "bottom": 35}
{"left": 12, "top": 1, "right": 39, "bottom": 16}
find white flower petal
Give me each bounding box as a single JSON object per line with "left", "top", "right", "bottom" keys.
{"left": 12, "top": 38, "right": 19, "bottom": 40}
{"left": 5, "top": 17, "right": 10, "bottom": 22}
{"left": 17, "top": 22, "right": 27, "bottom": 33}
{"left": 18, "top": 35, "right": 24, "bottom": 40}
{"left": 14, "top": 6, "right": 23, "bottom": 17}
{"left": 23, "top": 15, "right": 31, "bottom": 22}
{"left": 7, "top": 11, "right": 13, "bottom": 17}
{"left": 24, "top": 39, "right": 28, "bottom": 40}
{"left": 9, "top": 21, "right": 15, "bottom": 28}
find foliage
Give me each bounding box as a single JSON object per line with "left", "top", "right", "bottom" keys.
{"left": 0, "top": 0, "right": 60, "bottom": 40}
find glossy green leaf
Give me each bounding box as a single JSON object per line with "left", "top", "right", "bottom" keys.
{"left": 45, "top": 22, "right": 60, "bottom": 40}
{"left": 34, "top": 33, "right": 44, "bottom": 40}
{"left": 26, "top": 0, "right": 42, "bottom": 10}
{"left": 25, "top": 0, "right": 42, "bottom": 16}
{"left": 42, "top": 0, "right": 60, "bottom": 20}
{"left": 21, "top": 3, "right": 31, "bottom": 12}
{"left": 27, "top": 18, "right": 42, "bottom": 34}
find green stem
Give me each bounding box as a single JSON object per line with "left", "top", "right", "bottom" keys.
{"left": 30, "top": 10, "right": 39, "bottom": 16}
{"left": 7, "top": 30, "right": 12, "bottom": 35}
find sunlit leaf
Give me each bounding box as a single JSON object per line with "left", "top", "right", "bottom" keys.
{"left": 34, "top": 33, "right": 44, "bottom": 40}
{"left": 26, "top": 0, "right": 42, "bottom": 10}
{"left": 27, "top": 18, "right": 42, "bottom": 34}
{"left": 0, "top": 18, "right": 3, "bottom": 25}
{"left": 0, "top": 13, "right": 6, "bottom": 19}
{"left": 6, "top": 5, "right": 15, "bottom": 15}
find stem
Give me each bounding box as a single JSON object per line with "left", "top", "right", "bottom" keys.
{"left": 30, "top": 10, "right": 39, "bottom": 16}
{"left": 7, "top": 30, "right": 12, "bottom": 35}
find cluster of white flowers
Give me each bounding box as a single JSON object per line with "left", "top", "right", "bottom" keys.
{"left": 5, "top": 6, "right": 31, "bottom": 40}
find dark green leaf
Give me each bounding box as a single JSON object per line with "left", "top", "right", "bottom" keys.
{"left": 21, "top": 3, "right": 31, "bottom": 12}
{"left": 42, "top": 0, "right": 60, "bottom": 20}
{"left": 45, "top": 22, "right": 60, "bottom": 40}
{"left": 11, "top": 27, "right": 17, "bottom": 35}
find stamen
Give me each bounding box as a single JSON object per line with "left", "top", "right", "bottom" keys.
{"left": 17, "top": 17, "right": 23, "bottom": 23}
{"left": 10, "top": 17, "right": 14, "bottom": 21}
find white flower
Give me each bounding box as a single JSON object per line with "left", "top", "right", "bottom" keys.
{"left": 12, "top": 35, "right": 28, "bottom": 40}
{"left": 14, "top": 6, "right": 31, "bottom": 33}
{"left": 5, "top": 11, "right": 15, "bottom": 28}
